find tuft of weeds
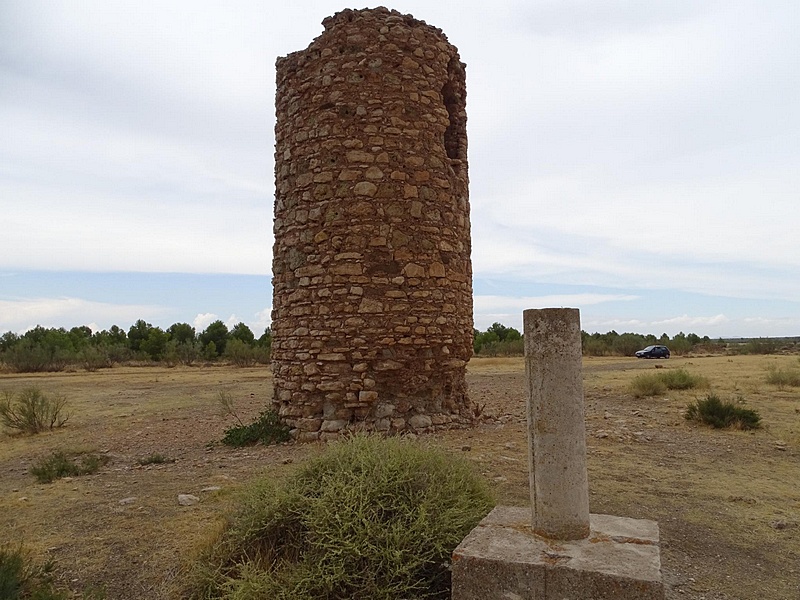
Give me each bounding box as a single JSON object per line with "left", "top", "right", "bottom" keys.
{"left": 631, "top": 368, "right": 709, "bottom": 398}
{"left": 137, "top": 453, "right": 175, "bottom": 466}
{"left": 218, "top": 390, "right": 290, "bottom": 447}
{"left": 190, "top": 435, "right": 494, "bottom": 600}
{"left": 221, "top": 410, "right": 290, "bottom": 447}
{"left": 685, "top": 394, "right": 761, "bottom": 430}
{"left": 765, "top": 365, "right": 800, "bottom": 389}
{"left": 0, "top": 387, "right": 69, "bottom": 434}
{"left": 30, "top": 450, "right": 110, "bottom": 484}
{"left": 0, "top": 544, "right": 68, "bottom": 600}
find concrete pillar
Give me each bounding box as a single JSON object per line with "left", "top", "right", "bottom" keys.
{"left": 524, "top": 308, "right": 590, "bottom": 540}
{"left": 452, "top": 307, "right": 665, "bottom": 599}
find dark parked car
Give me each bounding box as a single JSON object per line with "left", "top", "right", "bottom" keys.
{"left": 635, "top": 345, "right": 670, "bottom": 359}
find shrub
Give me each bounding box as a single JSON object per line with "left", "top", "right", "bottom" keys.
{"left": 163, "top": 340, "right": 202, "bottom": 366}
{"left": 582, "top": 337, "right": 610, "bottom": 356}
{"left": 738, "top": 338, "right": 780, "bottom": 355}
{"left": 192, "top": 435, "right": 494, "bottom": 600}
{"left": 0, "top": 545, "right": 68, "bottom": 600}
{"left": 30, "top": 450, "right": 110, "bottom": 483}
{"left": 685, "top": 395, "right": 761, "bottom": 430}
{"left": 630, "top": 369, "right": 708, "bottom": 398}
{"left": 77, "top": 346, "right": 112, "bottom": 372}
{"left": 222, "top": 410, "right": 290, "bottom": 447}
{"left": 475, "top": 339, "right": 524, "bottom": 357}
{"left": 222, "top": 339, "right": 257, "bottom": 367}
{"left": 0, "top": 388, "right": 69, "bottom": 434}
{"left": 218, "top": 391, "right": 290, "bottom": 447}
{"left": 659, "top": 369, "right": 708, "bottom": 390}
{"left": 252, "top": 345, "right": 271, "bottom": 365}
{"left": 765, "top": 365, "right": 800, "bottom": 388}
{"left": 1, "top": 339, "right": 70, "bottom": 373}
{"left": 630, "top": 373, "right": 666, "bottom": 397}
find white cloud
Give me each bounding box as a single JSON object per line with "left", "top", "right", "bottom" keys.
{"left": 473, "top": 293, "right": 638, "bottom": 331}
{"left": 650, "top": 314, "right": 731, "bottom": 329}
{"left": 193, "top": 308, "right": 270, "bottom": 337}
{"left": 193, "top": 313, "right": 218, "bottom": 331}
{"left": 251, "top": 306, "right": 272, "bottom": 333}
{"left": 581, "top": 314, "right": 800, "bottom": 339}
{"left": 1, "top": 1, "right": 799, "bottom": 339}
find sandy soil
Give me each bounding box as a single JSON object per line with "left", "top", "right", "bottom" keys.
{"left": 0, "top": 355, "right": 798, "bottom": 599}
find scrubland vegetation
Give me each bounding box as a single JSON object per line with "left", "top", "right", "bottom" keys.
{"left": 0, "top": 356, "right": 798, "bottom": 599}
{"left": 1, "top": 544, "right": 68, "bottom": 600}
{"left": 475, "top": 324, "right": 799, "bottom": 358}
{"left": 30, "top": 450, "right": 110, "bottom": 484}
{"left": 765, "top": 362, "right": 800, "bottom": 388}
{"left": 630, "top": 368, "right": 709, "bottom": 398}
{"left": 190, "top": 435, "right": 493, "bottom": 600}
{"left": 0, "top": 321, "right": 272, "bottom": 373}
{"left": 1, "top": 320, "right": 796, "bottom": 373}
{"left": 0, "top": 387, "right": 70, "bottom": 433}
{"left": 685, "top": 395, "right": 762, "bottom": 430}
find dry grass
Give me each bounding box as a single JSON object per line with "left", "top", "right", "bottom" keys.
{"left": 0, "top": 357, "right": 798, "bottom": 599}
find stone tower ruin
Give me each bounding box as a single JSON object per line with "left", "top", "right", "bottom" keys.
{"left": 271, "top": 7, "right": 472, "bottom": 440}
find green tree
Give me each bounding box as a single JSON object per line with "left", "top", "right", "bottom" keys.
{"left": 140, "top": 327, "right": 169, "bottom": 361}
{"left": 200, "top": 320, "right": 229, "bottom": 356}
{"left": 670, "top": 332, "right": 692, "bottom": 355}
{"left": 612, "top": 333, "right": 647, "bottom": 356}
{"left": 167, "top": 322, "right": 196, "bottom": 344}
{"left": 128, "top": 319, "right": 152, "bottom": 352}
{"left": 487, "top": 322, "right": 521, "bottom": 342}
{"left": 90, "top": 325, "right": 129, "bottom": 364}
{"left": 68, "top": 326, "right": 93, "bottom": 351}
{"left": 257, "top": 327, "right": 273, "bottom": 348}
{"left": 473, "top": 329, "right": 499, "bottom": 354}
{"left": 230, "top": 322, "right": 255, "bottom": 345}
{"left": 203, "top": 340, "right": 217, "bottom": 360}
{"left": 0, "top": 331, "right": 19, "bottom": 352}
{"left": 5, "top": 327, "right": 75, "bottom": 372}
{"left": 93, "top": 325, "right": 127, "bottom": 346}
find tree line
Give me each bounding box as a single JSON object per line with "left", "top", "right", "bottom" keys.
{"left": 1, "top": 319, "right": 786, "bottom": 373}
{"left": 0, "top": 320, "right": 272, "bottom": 372}
{"left": 473, "top": 323, "right": 719, "bottom": 357}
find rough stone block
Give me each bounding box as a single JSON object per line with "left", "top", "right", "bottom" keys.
{"left": 452, "top": 507, "right": 665, "bottom": 600}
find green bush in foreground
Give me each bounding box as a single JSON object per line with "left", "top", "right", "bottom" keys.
{"left": 685, "top": 395, "right": 761, "bottom": 430}
{"left": 631, "top": 368, "right": 708, "bottom": 398}
{"left": 0, "top": 388, "right": 69, "bottom": 434}
{"left": 30, "top": 450, "right": 110, "bottom": 484}
{"left": 0, "top": 545, "right": 68, "bottom": 600}
{"left": 192, "top": 435, "right": 494, "bottom": 600}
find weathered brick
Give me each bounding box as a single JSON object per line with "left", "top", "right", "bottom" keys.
{"left": 272, "top": 7, "right": 473, "bottom": 437}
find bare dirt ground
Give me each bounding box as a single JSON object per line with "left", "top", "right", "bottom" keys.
{"left": 1, "top": 355, "right": 798, "bottom": 599}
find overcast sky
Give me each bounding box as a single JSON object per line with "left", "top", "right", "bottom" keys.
{"left": 1, "top": 0, "right": 799, "bottom": 338}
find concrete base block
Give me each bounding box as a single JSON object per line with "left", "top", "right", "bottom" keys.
{"left": 452, "top": 506, "right": 665, "bottom": 600}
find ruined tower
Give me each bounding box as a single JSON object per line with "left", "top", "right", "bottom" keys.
{"left": 271, "top": 7, "right": 472, "bottom": 440}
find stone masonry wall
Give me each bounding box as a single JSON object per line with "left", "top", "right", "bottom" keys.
{"left": 272, "top": 7, "right": 473, "bottom": 440}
